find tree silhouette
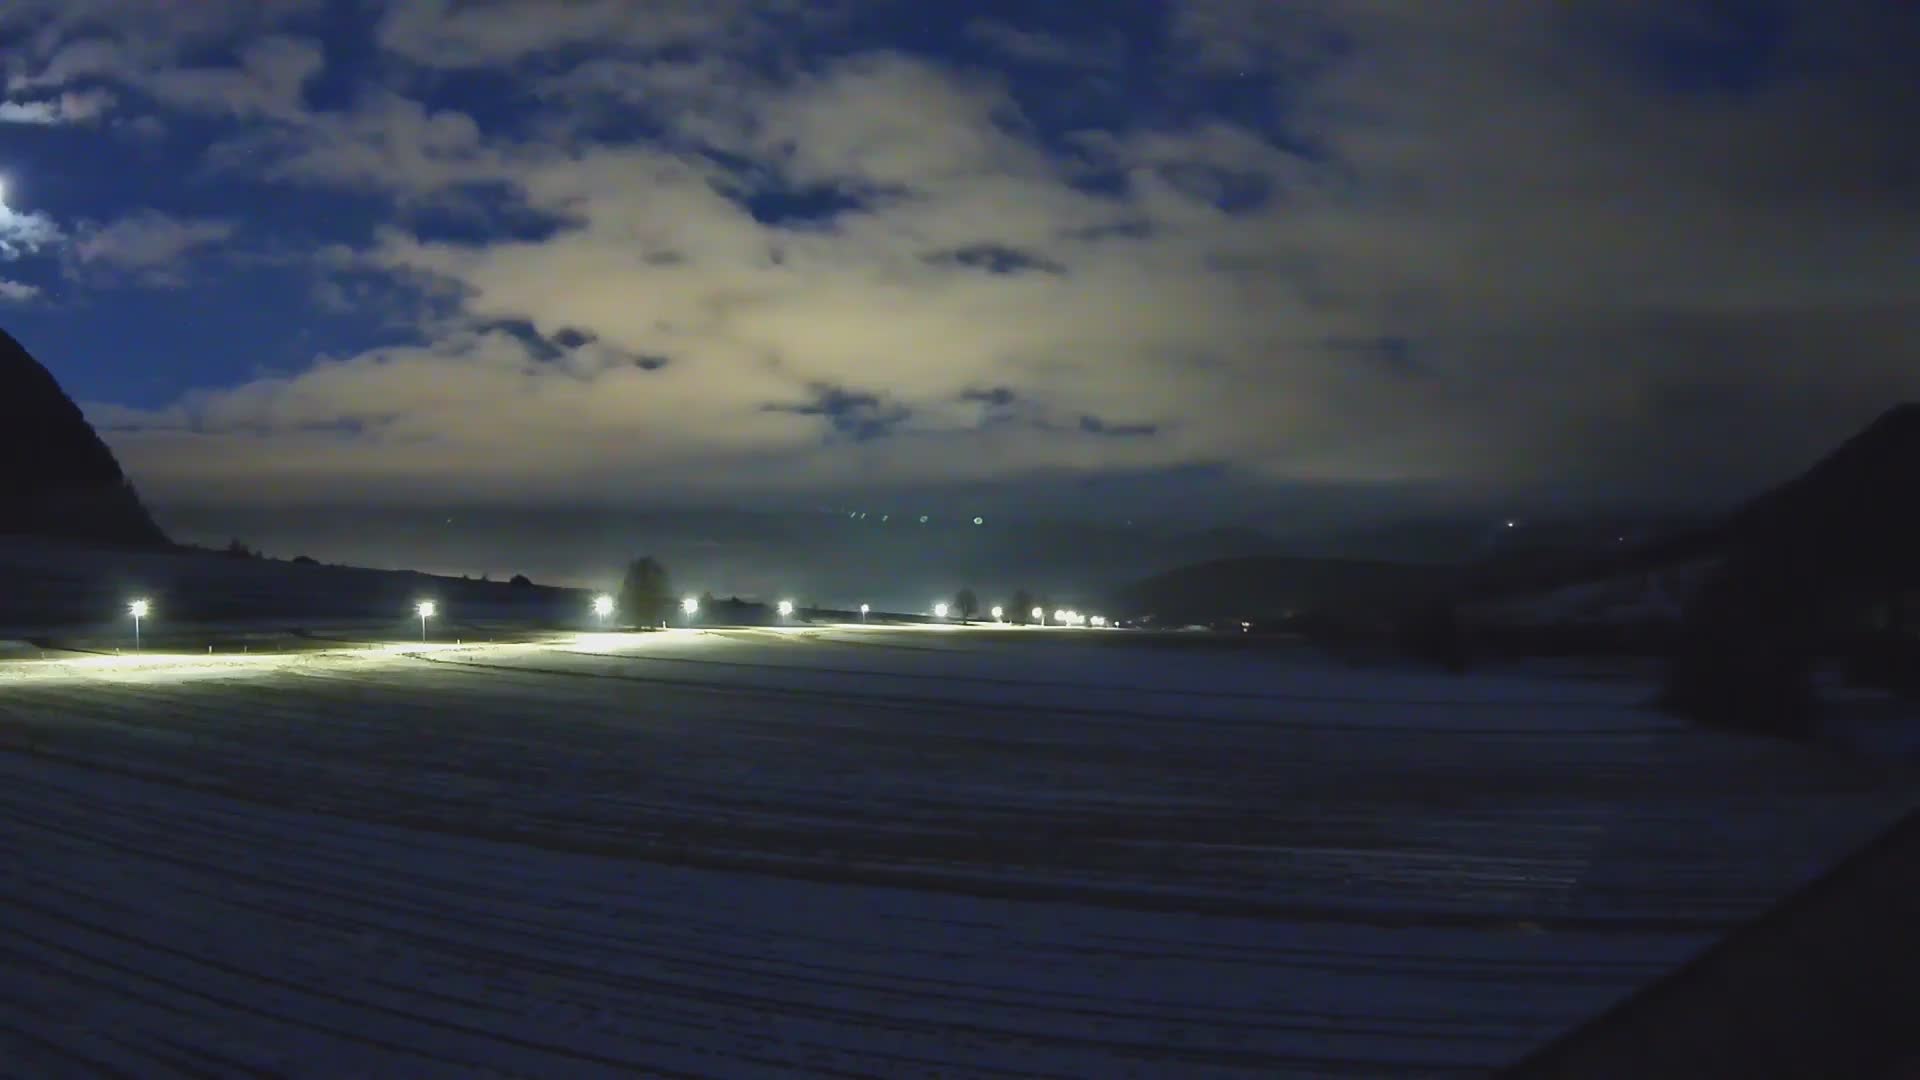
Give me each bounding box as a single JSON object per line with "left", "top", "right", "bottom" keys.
{"left": 955, "top": 587, "right": 979, "bottom": 621}
{"left": 1010, "top": 588, "right": 1034, "bottom": 625}
{"left": 619, "top": 556, "right": 673, "bottom": 628}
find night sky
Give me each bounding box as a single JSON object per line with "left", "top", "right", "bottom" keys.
{"left": 1, "top": 1, "right": 1915, "bottom": 525}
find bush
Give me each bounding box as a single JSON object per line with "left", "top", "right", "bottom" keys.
{"left": 291, "top": 555, "right": 318, "bottom": 566}
{"left": 509, "top": 573, "right": 533, "bottom": 588}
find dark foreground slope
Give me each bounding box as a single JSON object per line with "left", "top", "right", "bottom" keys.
{"left": 0, "top": 327, "right": 168, "bottom": 547}
{"left": 1502, "top": 807, "right": 1920, "bottom": 1079}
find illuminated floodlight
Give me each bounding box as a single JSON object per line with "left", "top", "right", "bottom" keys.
{"left": 990, "top": 605, "right": 1004, "bottom": 621}
{"left": 128, "top": 598, "right": 150, "bottom": 651}
{"left": 1032, "top": 606, "right": 1045, "bottom": 624}
{"left": 592, "top": 594, "right": 614, "bottom": 621}
{"left": 682, "top": 596, "right": 699, "bottom": 614}
{"left": 1091, "top": 615, "right": 1106, "bottom": 627}
{"left": 933, "top": 602, "right": 949, "bottom": 619}
{"left": 778, "top": 599, "right": 795, "bottom": 618}
{"left": 415, "top": 600, "right": 436, "bottom": 642}
{"left": 859, "top": 602, "right": 870, "bottom": 622}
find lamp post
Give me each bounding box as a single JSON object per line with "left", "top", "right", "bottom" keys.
{"left": 990, "top": 605, "right": 1004, "bottom": 623}
{"left": 681, "top": 596, "right": 699, "bottom": 626}
{"left": 593, "top": 594, "right": 614, "bottom": 626}
{"left": 778, "top": 599, "right": 795, "bottom": 621}
{"left": 129, "top": 599, "right": 149, "bottom": 651}
{"left": 416, "top": 600, "right": 435, "bottom": 642}
{"left": 1032, "top": 606, "right": 1045, "bottom": 626}
{"left": 933, "top": 602, "right": 949, "bottom": 620}
{"left": 859, "top": 603, "right": 869, "bottom": 623}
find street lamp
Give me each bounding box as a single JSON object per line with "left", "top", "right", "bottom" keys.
{"left": 933, "top": 602, "right": 949, "bottom": 619}
{"left": 681, "top": 596, "right": 699, "bottom": 625}
{"left": 1032, "top": 606, "right": 1045, "bottom": 625}
{"left": 416, "top": 600, "right": 436, "bottom": 641}
{"left": 128, "top": 598, "right": 149, "bottom": 651}
{"left": 592, "top": 594, "right": 614, "bottom": 625}
{"left": 859, "top": 602, "right": 870, "bottom": 623}
{"left": 778, "top": 599, "right": 795, "bottom": 620}
{"left": 991, "top": 605, "right": 1004, "bottom": 622}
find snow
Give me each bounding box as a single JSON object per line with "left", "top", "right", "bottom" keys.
{"left": 3, "top": 626, "right": 1916, "bottom": 1076}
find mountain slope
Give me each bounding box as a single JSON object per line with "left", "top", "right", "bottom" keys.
{"left": 0, "top": 327, "right": 169, "bottom": 547}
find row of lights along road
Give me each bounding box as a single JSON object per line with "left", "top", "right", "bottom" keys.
{"left": 114, "top": 594, "right": 1109, "bottom": 650}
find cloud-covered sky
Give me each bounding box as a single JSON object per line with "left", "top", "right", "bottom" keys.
{"left": 1, "top": 0, "right": 1915, "bottom": 524}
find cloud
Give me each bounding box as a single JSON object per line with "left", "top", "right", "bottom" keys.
{"left": 67, "top": 212, "right": 238, "bottom": 286}
{"left": 964, "top": 20, "right": 1127, "bottom": 71}
{"left": 0, "top": 89, "right": 115, "bottom": 124}
{"left": 1, "top": 0, "right": 323, "bottom": 91}
{"left": 0, "top": 203, "right": 60, "bottom": 260}
{"left": 375, "top": 0, "right": 825, "bottom": 69}
{"left": 70, "top": 1, "right": 1920, "bottom": 515}
{"left": 0, "top": 279, "right": 40, "bottom": 303}
{"left": 141, "top": 35, "right": 324, "bottom": 121}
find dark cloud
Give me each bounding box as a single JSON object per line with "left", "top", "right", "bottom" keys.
{"left": 1079, "top": 415, "right": 1158, "bottom": 438}
{"left": 961, "top": 386, "right": 1017, "bottom": 407}
{"left": 764, "top": 383, "right": 912, "bottom": 443}
{"left": 925, "top": 244, "right": 1066, "bottom": 275}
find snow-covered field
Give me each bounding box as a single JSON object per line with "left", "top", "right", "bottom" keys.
{"left": 2, "top": 626, "right": 1915, "bottom": 1077}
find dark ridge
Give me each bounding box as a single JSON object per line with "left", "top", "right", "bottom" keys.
{"left": 0, "top": 327, "right": 170, "bottom": 548}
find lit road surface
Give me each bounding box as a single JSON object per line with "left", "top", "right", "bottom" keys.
{"left": 2, "top": 628, "right": 1915, "bottom": 1076}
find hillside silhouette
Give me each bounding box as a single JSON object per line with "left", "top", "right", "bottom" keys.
{"left": 1114, "top": 555, "right": 1452, "bottom": 626}
{"left": 0, "top": 327, "right": 169, "bottom": 547}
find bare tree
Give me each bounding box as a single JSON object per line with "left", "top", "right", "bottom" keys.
{"left": 955, "top": 587, "right": 979, "bottom": 621}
